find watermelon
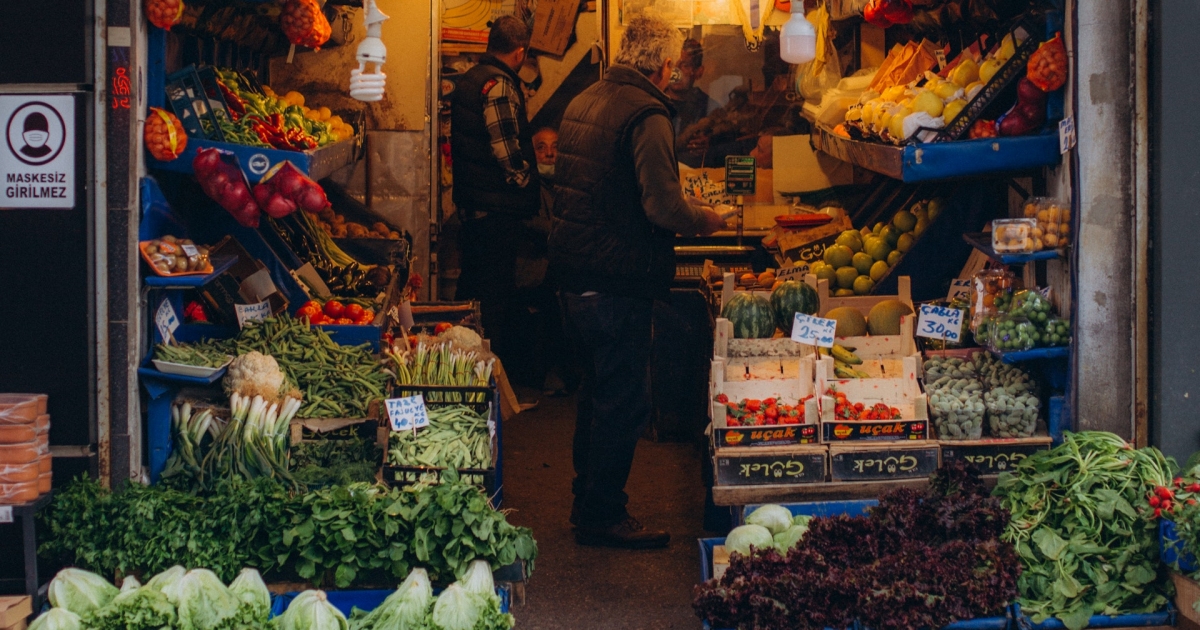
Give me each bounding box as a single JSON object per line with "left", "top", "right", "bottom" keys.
{"left": 722, "top": 292, "right": 775, "bottom": 338}
{"left": 769, "top": 280, "right": 820, "bottom": 335}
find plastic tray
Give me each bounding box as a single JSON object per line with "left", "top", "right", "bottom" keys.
{"left": 1011, "top": 603, "right": 1175, "bottom": 629}
{"left": 150, "top": 357, "right": 232, "bottom": 378}
{"left": 1161, "top": 518, "right": 1199, "bottom": 573}
{"left": 268, "top": 585, "right": 511, "bottom": 619}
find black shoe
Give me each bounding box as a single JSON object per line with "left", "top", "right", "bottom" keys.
{"left": 575, "top": 516, "right": 670, "bottom": 549}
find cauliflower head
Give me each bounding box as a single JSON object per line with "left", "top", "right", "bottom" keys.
{"left": 224, "top": 351, "right": 287, "bottom": 402}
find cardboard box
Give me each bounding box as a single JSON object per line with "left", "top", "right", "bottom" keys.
{"left": 530, "top": 0, "right": 579, "bottom": 56}
{"left": 198, "top": 236, "right": 288, "bottom": 326}
{"left": 0, "top": 596, "right": 31, "bottom": 629}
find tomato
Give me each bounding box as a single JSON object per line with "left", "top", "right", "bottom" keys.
{"left": 311, "top": 313, "right": 331, "bottom": 325}
{"left": 434, "top": 322, "right": 453, "bottom": 334}
{"left": 344, "top": 303, "right": 364, "bottom": 320}
{"left": 323, "top": 300, "right": 345, "bottom": 318}
{"left": 356, "top": 309, "right": 375, "bottom": 324}
{"left": 335, "top": 317, "right": 354, "bottom": 325}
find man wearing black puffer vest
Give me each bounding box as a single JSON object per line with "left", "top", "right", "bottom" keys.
{"left": 549, "top": 15, "right": 728, "bottom": 550}
{"left": 451, "top": 16, "right": 540, "bottom": 371}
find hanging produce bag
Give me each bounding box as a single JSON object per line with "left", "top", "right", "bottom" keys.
{"left": 280, "top": 0, "right": 332, "bottom": 50}
{"left": 252, "top": 161, "right": 329, "bottom": 220}
{"left": 144, "top": 108, "right": 187, "bottom": 161}
{"left": 797, "top": 3, "right": 842, "bottom": 100}
{"left": 146, "top": 0, "right": 184, "bottom": 30}
{"left": 1027, "top": 33, "right": 1067, "bottom": 92}
{"left": 193, "top": 148, "right": 260, "bottom": 228}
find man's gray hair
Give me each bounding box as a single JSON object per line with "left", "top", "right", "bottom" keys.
{"left": 613, "top": 15, "right": 684, "bottom": 76}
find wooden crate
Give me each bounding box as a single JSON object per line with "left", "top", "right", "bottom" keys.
{"left": 808, "top": 274, "right": 920, "bottom": 380}
{"left": 710, "top": 350, "right": 821, "bottom": 447}
{"left": 711, "top": 477, "right": 932, "bottom": 506}
{"left": 939, "top": 433, "right": 1052, "bottom": 475}
{"left": 828, "top": 440, "right": 940, "bottom": 482}
{"left": 818, "top": 373, "right": 929, "bottom": 442}
{"left": 1173, "top": 572, "right": 1200, "bottom": 627}
{"left": 713, "top": 444, "right": 828, "bottom": 486}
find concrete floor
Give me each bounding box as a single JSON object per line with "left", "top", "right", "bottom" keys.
{"left": 501, "top": 391, "right": 711, "bottom": 630}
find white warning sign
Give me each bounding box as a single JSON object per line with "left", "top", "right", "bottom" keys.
{"left": 0, "top": 95, "right": 75, "bottom": 209}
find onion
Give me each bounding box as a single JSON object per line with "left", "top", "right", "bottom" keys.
{"left": 253, "top": 184, "right": 272, "bottom": 206}
{"left": 299, "top": 187, "right": 328, "bottom": 213}
{"left": 192, "top": 149, "right": 222, "bottom": 176}
{"left": 264, "top": 193, "right": 297, "bottom": 219}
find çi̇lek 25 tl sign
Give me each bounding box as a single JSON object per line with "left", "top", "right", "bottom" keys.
{"left": 0, "top": 95, "right": 74, "bottom": 209}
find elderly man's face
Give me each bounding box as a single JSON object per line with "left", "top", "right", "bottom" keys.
{"left": 533, "top": 129, "right": 558, "bottom": 166}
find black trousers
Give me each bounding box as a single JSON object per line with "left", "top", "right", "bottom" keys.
{"left": 561, "top": 292, "right": 654, "bottom": 528}
{"left": 457, "top": 214, "right": 523, "bottom": 360}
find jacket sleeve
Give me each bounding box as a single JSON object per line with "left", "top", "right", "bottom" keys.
{"left": 629, "top": 113, "right": 707, "bottom": 236}
{"left": 482, "top": 77, "right": 532, "bottom": 187}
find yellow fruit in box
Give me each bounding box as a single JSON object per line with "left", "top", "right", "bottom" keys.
{"left": 836, "top": 230, "right": 864, "bottom": 252}
{"left": 997, "top": 34, "right": 1016, "bottom": 62}
{"left": 866, "top": 237, "right": 892, "bottom": 262}
{"left": 823, "top": 244, "right": 854, "bottom": 269}
{"left": 912, "top": 203, "right": 928, "bottom": 220}
{"left": 835, "top": 266, "right": 860, "bottom": 290}
{"left": 932, "top": 80, "right": 961, "bottom": 100}
{"left": 927, "top": 197, "right": 945, "bottom": 221}
{"left": 853, "top": 275, "right": 875, "bottom": 296}
{"left": 912, "top": 91, "right": 944, "bottom": 118}
{"left": 881, "top": 86, "right": 907, "bottom": 102}
{"left": 887, "top": 249, "right": 903, "bottom": 266}
{"left": 870, "top": 260, "right": 889, "bottom": 282}
{"left": 965, "top": 81, "right": 984, "bottom": 96}
{"left": 913, "top": 218, "right": 929, "bottom": 237}
{"left": 892, "top": 210, "right": 917, "bottom": 233}
{"left": 845, "top": 107, "right": 862, "bottom": 122}
{"left": 814, "top": 264, "right": 837, "bottom": 283}
{"left": 284, "top": 91, "right": 305, "bottom": 107}
{"left": 888, "top": 108, "right": 913, "bottom": 139}
{"left": 834, "top": 288, "right": 856, "bottom": 297}
{"left": 317, "top": 106, "right": 332, "bottom": 121}
{"left": 897, "top": 232, "right": 915, "bottom": 253}
{"left": 949, "top": 58, "right": 979, "bottom": 88}
{"left": 942, "top": 99, "right": 968, "bottom": 122}
{"left": 979, "top": 58, "right": 1004, "bottom": 83}
{"left": 852, "top": 252, "right": 874, "bottom": 276}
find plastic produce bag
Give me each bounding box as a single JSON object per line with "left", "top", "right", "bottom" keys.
{"left": 145, "top": 0, "right": 184, "bottom": 30}
{"left": 988, "top": 314, "right": 1037, "bottom": 353}
{"left": 1027, "top": 33, "right": 1067, "bottom": 92}
{"left": 144, "top": 108, "right": 187, "bottom": 161}
{"left": 252, "top": 161, "right": 328, "bottom": 219}
{"left": 797, "top": 4, "right": 842, "bottom": 101}
{"left": 971, "top": 268, "right": 1016, "bottom": 331}
{"left": 924, "top": 356, "right": 984, "bottom": 441}
{"left": 1040, "top": 316, "right": 1071, "bottom": 347}
{"left": 1008, "top": 289, "right": 1053, "bottom": 327}
{"left": 192, "top": 148, "right": 260, "bottom": 228}
{"left": 281, "top": 0, "right": 332, "bottom": 50}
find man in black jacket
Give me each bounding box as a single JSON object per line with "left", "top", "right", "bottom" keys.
{"left": 452, "top": 16, "right": 539, "bottom": 365}
{"left": 549, "top": 15, "right": 727, "bottom": 549}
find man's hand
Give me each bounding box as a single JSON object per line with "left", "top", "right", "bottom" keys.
{"left": 697, "top": 208, "right": 729, "bottom": 236}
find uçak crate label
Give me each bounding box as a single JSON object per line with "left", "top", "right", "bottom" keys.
{"left": 715, "top": 452, "right": 827, "bottom": 486}
{"left": 822, "top": 419, "right": 928, "bottom": 442}
{"left": 714, "top": 424, "right": 819, "bottom": 448}
{"left": 830, "top": 446, "right": 939, "bottom": 481}
{"left": 940, "top": 443, "right": 1050, "bottom": 475}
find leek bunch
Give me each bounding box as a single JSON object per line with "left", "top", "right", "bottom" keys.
{"left": 385, "top": 341, "right": 494, "bottom": 404}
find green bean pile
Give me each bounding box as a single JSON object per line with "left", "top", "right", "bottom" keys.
{"left": 231, "top": 315, "right": 387, "bottom": 418}
{"left": 387, "top": 405, "right": 492, "bottom": 470}
{"left": 154, "top": 341, "right": 232, "bottom": 368}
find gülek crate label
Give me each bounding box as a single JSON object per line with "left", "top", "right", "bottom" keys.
{"left": 941, "top": 443, "right": 1050, "bottom": 474}
{"left": 716, "top": 452, "right": 825, "bottom": 485}
{"left": 830, "top": 447, "right": 939, "bottom": 481}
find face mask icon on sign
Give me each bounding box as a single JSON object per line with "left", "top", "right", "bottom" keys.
{"left": 19, "top": 113, "right": 52, "bottom": 159}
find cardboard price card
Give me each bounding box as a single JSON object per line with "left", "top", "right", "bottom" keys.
{"left": 947, "top": 279, "right": 972, "bottom": 301}
{"left": 235, "top": 300, "right": 271, "bottom": 328}
{"left": 916, "top": 304, "right": 964, "bottom": 343}
{"left": 775, "top": 265, "right": 808, "bottom": 283}
{"left": 791, "top": 312, "right": 837, "bottom": 348}
{"left": 386, "top": 395, "right": 430, "bottom": 431}
{"left": 155, "top": 298, "right": 180, "bottom": 341}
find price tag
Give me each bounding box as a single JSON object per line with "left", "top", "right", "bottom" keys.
{"left": 947, "top": 279, "right": 973, "bottom": 301}
{"left": 180, "top": 244, "right": 199, "bottom": 257}
{"left": 155, "top": 299, "right": 180, "bottom": 342}
{"left": 916, "top": 304, "right": 964, "bottom": 343}
{"left": 0, "top": 506, "right": 11, "bottom": 523}
{"left": 1058, "top": 116, "right": 1076, "bottom": 154}
{"left": 386, "top": 395, "right": 430, "bottom": 431}
{"left": 790, "top": 312, "right": 837, "bottom": 348}
{"left": 776, "top": 265, "right": 808, "bottom": 283}
{"left": 235, "top": 300, "right": 272, "bottom": 328}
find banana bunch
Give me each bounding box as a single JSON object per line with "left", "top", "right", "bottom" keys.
{"left": 820, "top": 344, "right": 871, "bottom": 379}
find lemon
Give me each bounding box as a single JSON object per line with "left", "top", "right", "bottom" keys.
{"left": 912, "top": 91, "right": 944, "bottom": 118}
{"left": 888, "top": 108, "right": 912, "bottom": 139}
{"left": 835, "top": 266, "right": 859, "bottom": 289}
{"left": 853, "top": 275, "right": 875, "bottom": 296}
{"left": 870, "top": 260, "right": 889, "bottom": 282}
{"left": 932, "top": 80, "right": 961, "bottom": 100}
{"left": 979, "top": 59, "right": 1003, "bottom": 83}
{"left": 949, "top": 58, "right": 979, "bottom": 88}
{"left": 823, "top": 244, "right": 854, "bottom": 269}
{"left": 942, "top": 99, "right": 967, "bottom": 122}
{"left": 852, "top": 252, "right": 874, "bottom": 276}
{"left": 897, "top": 232, "right": 915, "bottom": 253}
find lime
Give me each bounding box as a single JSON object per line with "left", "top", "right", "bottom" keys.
{"left": 853, "top": 275, "right": 875, "bottom": 295}
{"left": 870, "top": 260, "right": 889, "bottom": 282}
{"left": 835, "top": 266, "right": 859, "bottom": 289}
{"left": 892, "top": 210, "right": 917, "bottom": 233}
{"left": 852, "top": 252, "right": 874, "bottom": 276}
{"left": 823, "top": 244, "right": 854, "bottom": 269}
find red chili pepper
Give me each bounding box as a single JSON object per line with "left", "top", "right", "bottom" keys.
{"left": 217, "top": 80, "right": 246, "bottom": 121}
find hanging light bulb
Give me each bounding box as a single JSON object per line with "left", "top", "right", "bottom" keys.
{"left": 350, "top": 0, "right": 389, "bottom": 102}
{"left": 779, "top": 1, "right": 817, "bottom": 65}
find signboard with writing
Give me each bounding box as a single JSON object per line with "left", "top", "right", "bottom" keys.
{"left": 715, "top": 451, "right": 827, "bottom": 486}
{"left": 235, "top": 300, "right": 272, "bottom": 328}
{"left": 916, "top": 304, "right": 965, "bottom": 343}
{"left": 941, "top": 442, "right": 1050, "bottom": 475}
{"left": 386, "top": 395, "right": 430, "bottom": 432}
{"left": 297, "top": 420, "right": 379, "bottom": 442}
{"left": 155, "top": 298, "right": 180, "bottom": 342}
{"left": 947, "top": 279, "right": 973, "bottom": 301}
{"left": 791, "top": 313, "right": 837, "bottom": 348}
{"left": 713, "top": 424, "right": 819, "bottom": 449}
{"left": 822, "top": 419, "right": 928, "bottom": 442}
{"left": 775, "top": 265, "right": 808, "bottom": 283}
{"left": 0, "top": 95, "right": 75, "bottom": 209}
{"left": 724, "top": 156, "right": 756, "bottom": 195}
{"left": 829, "top": 445, "right": 940, "bottom": 481}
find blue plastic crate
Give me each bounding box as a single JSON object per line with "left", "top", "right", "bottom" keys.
{"left": 1011, "top": 603, "right": 1175, "bottom": 629}
{"left": 268, "top": 586, "right": 511, "bottom": 619}
{"left": 1161, "top": 518, "right": 1199, "bottom": 573}
{"left": 740, "top": 500, "right": 878, "bottom": 523}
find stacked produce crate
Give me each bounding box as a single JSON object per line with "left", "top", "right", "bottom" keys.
{"left": 0, "top": 394, "right": 51, "bottom": 504}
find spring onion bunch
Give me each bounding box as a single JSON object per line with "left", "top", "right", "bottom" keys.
{"left": 385, "top": 340, "right": 494, "bottom": 404}
{"left": 202, "top": 391, "right": 302, "bottom": 488}
{"left": 161, "top": 402, "right": 220, "bottom": 484}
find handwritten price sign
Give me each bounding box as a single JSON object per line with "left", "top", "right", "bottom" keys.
{"left": 916, "top": 304, "right": 964, "bottom": 343}
{"left": 947, "top": 279, "right": 972, "bottom": 301}
{"left": 155, "top": 298, "right": 180, "bottom": 342}
{"left": 386, "top": 395, "right": 430, "bottom": 431}
{"left": 791, "top": 312, "right": 837, "bottom": 348}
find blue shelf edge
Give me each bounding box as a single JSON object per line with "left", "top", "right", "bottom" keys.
{"left": 147, "top": 136, "right": 356, "bottom": 184}
{"left": 962, "top": 232, "right": 1066, "bottom": 265}
{"left": 991, "top": 345, "right": 1070, "bottom": 364}
{"left": 1161, "top": 518, "right": 1199, "bottom": 574}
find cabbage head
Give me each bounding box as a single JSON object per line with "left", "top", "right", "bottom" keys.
{"left": 163, "top": 568, "right": 243, "bottom": 630}
{"left": 430, "top": 584, "right": 482, "bottom": 630}
{"left": 47, "top": 568, "right": 119, "bottom": 617}
{"left": 793, "top": 514, "right": 812, "bottom": 528}
{"left": 772, "top": 524, "right": 808, "bottom": 554}
{"left": 144, "top": 565, "right": 186, "bottom": 594}
{"left": 84, "top": 575, "right": 177, "bottom": 630}
{"left": 29, "top": 608, "right": 83, "bottom": 630}
{"left": 458, "top": 560, "right": 495, "bottom": 598}
{"left": 724, "top": 524, "right": 773, "bottom": 557}
{"left": 229, "top": 568, "right": 272, "bottom": 621}
{"left": 745, "top": 504, "right": 794, "bottom": 535}
{"left": 348, "top": 568, "right": 432, "bottom": 630}
{"left": 274, "top": 590, "right": 349, "bottom": 630}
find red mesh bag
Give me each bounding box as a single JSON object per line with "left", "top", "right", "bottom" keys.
{"left": 280, "top": 0, "right": 332, "bottom": 50}
{"left": 252, "top": 161, "right": 329, "bottom": 219}
{"left": 146, "top": 0, "right": 184, "bottom": 30}
{"left": 193, "top": 148, "right": 261, "bottom": 228}
{"left": 1027, "top": 33, "right": 1067, "bottom": 92}
{"left": 144, "top": 108, "right": 187, "bottom": 161}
